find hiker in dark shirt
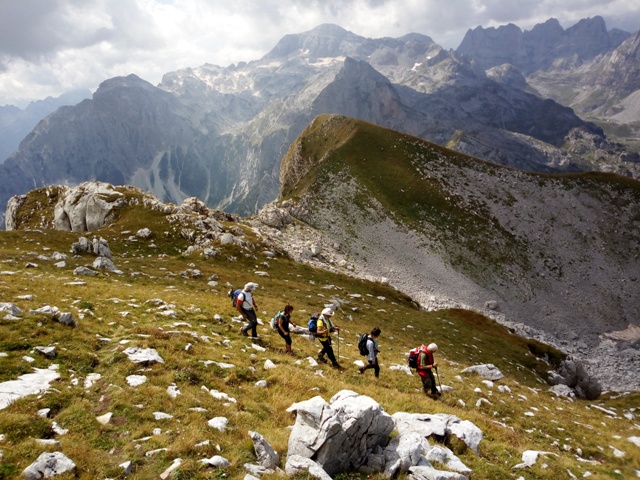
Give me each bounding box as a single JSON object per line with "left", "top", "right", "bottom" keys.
{"left": 359, "top": 327, "right": 381, "bottom": 378}
{"left": 275, "top": 304, "right": 297, "bottom": 355}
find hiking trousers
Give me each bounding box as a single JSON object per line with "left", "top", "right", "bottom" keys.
{"left": 241, "top": 308, "right": 258, "bottom": 337}
{"left": 420, "top": 370, "right": 438, "bottom": 394}
{"left": 318, "top": 337, "right": 337, "bottom": 364}
{"left": 362, "top": 358, "right": 380, "bottom": 377}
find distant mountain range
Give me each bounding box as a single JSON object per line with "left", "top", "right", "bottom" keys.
{"left": 0, "top": 89, "right": 91, "bottom": 163}
{"left": 1, "top": 16, "right": 639, "bottom": 223}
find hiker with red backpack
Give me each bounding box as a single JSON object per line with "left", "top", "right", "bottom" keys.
{"left": 416, "top": 343, "right": 441, "bottom": 397}
{"left": 358, "top": 327, "right": 381, "bottom": 377}
{"left": 316, "top": 307, "right": 343, "bottom": 369}
{"left": 237, "top": 282, "right": 260, "bottom": 338}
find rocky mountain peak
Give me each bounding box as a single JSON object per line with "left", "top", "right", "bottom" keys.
{"left": 457, "top": 15, "right": 629, "bottom": 73}
{"left": 262, "top": 23, "right": 364, "bottom": 60}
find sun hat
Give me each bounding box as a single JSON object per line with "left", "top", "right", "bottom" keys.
{"left": 321, "top": 307, "right": 334, "bottom": 316}
{"left": 427, "top": 343, "right": 438, "bottom": 352}
{"left": 244, "top": 282, "right": 259, "bottom": 291}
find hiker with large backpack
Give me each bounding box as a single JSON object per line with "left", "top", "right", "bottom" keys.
{"left": 358, "top": 327, "right": 381, "bottom": 378}
{"left": 272, "top": 304, "right": 297, "bottom": 355}
{"left": 315, "top": 308, "right": 343, "bottom": 369}
{"left": 237, "top": 282, "right": 260, "bottom": 338}
{"left": 415, "top": 343, "right": 441, "bottom": 397}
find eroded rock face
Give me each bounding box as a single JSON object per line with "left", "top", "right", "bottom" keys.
{"left": 286, "top": 390, "right": 395, "bottom": 476}
{"left": 53, "top": 182, "right": 126, "bottom": 231}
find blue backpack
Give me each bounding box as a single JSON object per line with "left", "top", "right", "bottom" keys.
{"left": 307, "top": 313, "right": 320, "bottom": 334}
{"left": 227, "top": 288, "right": 242, "bottom": 307}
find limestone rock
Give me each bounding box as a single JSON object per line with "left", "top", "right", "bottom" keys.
{"left": 461, "top": 364, "right": 504, "bottom": 381}
{"left": 73, "top": 266, "right": 99, "bottom": 277}
{"left": 249, "top": 430, "right": 280, "bottom": 469}
{"left": 554, "top": 357, "right": 602, "bottom": 400}
{"left": 0, "top": 303, "right": 22, "bottom": 316}
{"left": 285, "top": 454, "right": 332, "bottom": 480}
{"left": 286, "top": 390, "right": 394, "bottom": 476}
{"left": 200, "top": 455, "right": 230, "bottom": 468}
{"left": 22, "top": 451, "right": 76, "bottom": 479}
{"left": 122, "top": 347, "right": 164, "bottom": 365}
{"left": 53, "top": 182, "right": 125, "bottom": 232}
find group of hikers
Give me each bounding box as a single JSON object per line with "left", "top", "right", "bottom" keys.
{"left": 233, "top": 282, "right": 442, "bottom": 397}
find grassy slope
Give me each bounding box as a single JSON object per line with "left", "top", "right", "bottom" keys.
{"left": 0, "top": 193, "right": 638, "bottom": 479}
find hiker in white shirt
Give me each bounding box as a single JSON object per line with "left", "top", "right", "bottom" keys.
{"left": 237, "top": 282, "right": 259, "bottom": 338}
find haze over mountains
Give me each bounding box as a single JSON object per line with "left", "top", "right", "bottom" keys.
{"left": 1, "top": 16, "right": 639, "bottom": 224}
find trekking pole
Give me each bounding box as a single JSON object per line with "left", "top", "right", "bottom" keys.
{"left": 435, "top": 367, "right": 444, "bottom": 397}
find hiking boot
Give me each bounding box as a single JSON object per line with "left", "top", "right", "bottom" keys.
{"left": 358, "top": 367, "right": 365, "bottom": 374}
{"left": 317, "top": 354, "right": 327, "bottom": 364}
{"left": 431, "top": 390, "right": 442, "bottom": 397}
{"left": 331, "top": 363, "right": 344, "bottom": 370}
{"left": 240, "top": 328, "right": 248, "bottom": 337}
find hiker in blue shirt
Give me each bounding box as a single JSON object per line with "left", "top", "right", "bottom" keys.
{"left": 359, "top": 327, "right": 381, "bottom": 378}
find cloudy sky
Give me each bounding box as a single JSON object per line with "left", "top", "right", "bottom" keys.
{"left": 1, "top": 0, "right": 638, "bottom": 107}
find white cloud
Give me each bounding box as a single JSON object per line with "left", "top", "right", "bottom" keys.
{"left": 0, "top": 0, "right": 638, "bottom": 106}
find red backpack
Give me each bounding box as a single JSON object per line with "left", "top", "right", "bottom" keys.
{"left": 408, "top": 346, "right": 421, "bottom": 369}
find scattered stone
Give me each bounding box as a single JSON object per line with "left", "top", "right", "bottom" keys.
{"left": 126, "top": 375, "right": 148, "bottom": 386}
{"left": 159, "top": 458, "right": 182, "bottom": 480}
{"left": 38, "top": 408, "right": 51, "bottom": 418}
{"left": 84, "top": 373, "right": 102, "bottom": 389}
{"left": 167, "top": 384, "right": 181, "bottom": 398}
{"left": 208, "top": 417, "right": 229, "bottom": 431}
{"left": 0, "top": 366, "right": 60, "bottom": 410}
{"left": 74, "top": 266, "right": 99, "bottom": 276}
{"left": 22, "top": 451, "right": 76, "bottom": 480}
{"left": 513, "top": 450, "right": 557, "bottom": 469}
{"left": 56, "top": 312, "right": 77, "bottom": 327}
{"left": 264, "top": 359, "right": 277, "bottom": 369}
{"left": 249, "top": 431, "right": 280, "bottom": 469}
{"left": 136, "top": 228, "right": 152, "bottom": 239}
{"left": 35, "top": 346, "right": 57, "bottom": 359}
{"left": 0, "top": 303, "right": 23, "bottom": 316}
{"left": 153, "top": 412, "right": 173, "bottom": 420}
{"left": 96, "top": 412, "right": 113, "bottom": 425}
{"left": 122, "top": 347, "right": 164, "bottom": 365}
{"left": 93, "top": 256, "right": 119, "bottom": 272}
{"left": 200, "top": 455, "right": 230, "bottom": 468}
{"left": 119, "top": 460, "right": 133, "bottom": 476}
{"left": 461, "top": 364, "right": 504, "bottom": 381}
{"left": 255, "top": 380, "right": 268, "bottom": 388}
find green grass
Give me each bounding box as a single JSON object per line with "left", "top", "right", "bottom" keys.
{"left": 1, "top": 195, "right": 639, "bottom": 479}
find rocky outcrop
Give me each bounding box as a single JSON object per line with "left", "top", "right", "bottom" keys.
{"left": 548, "top": 358, "right": 602, "bottom": 400}
{"left": 286, "top": 390, "right": 483, "bottom": 478}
